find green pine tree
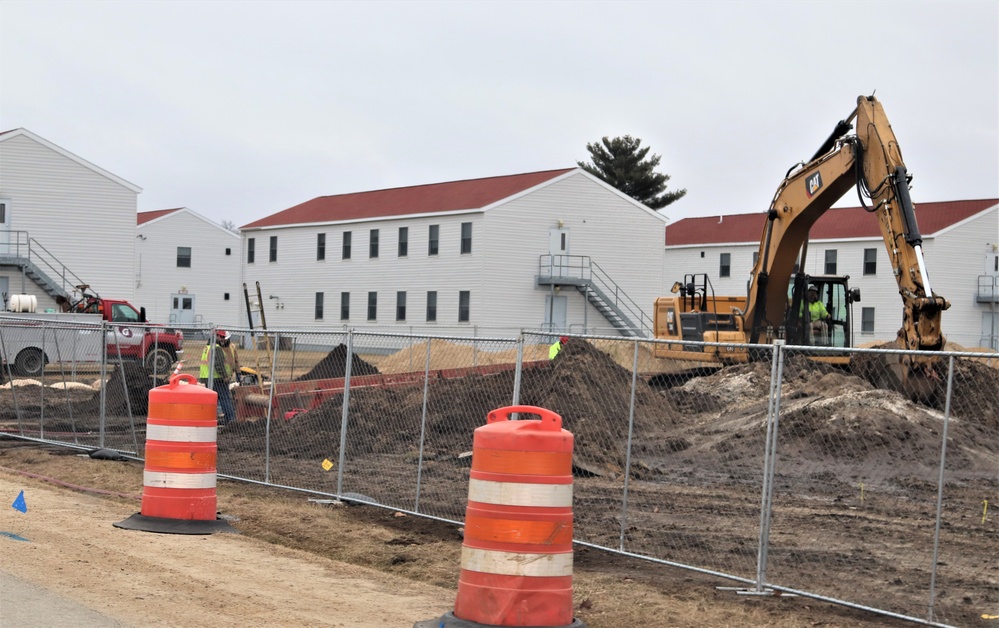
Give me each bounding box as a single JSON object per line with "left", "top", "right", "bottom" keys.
{"left": 577, "top": 135, "right": 686, "bottom": 209}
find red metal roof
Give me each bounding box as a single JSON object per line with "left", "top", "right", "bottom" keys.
{"left": 665, "top": 199, "right": 998, "bottom": 246}
{"left": 137, "top": 208, "right": 182, "bottom": 225}
{"left": 241, "top": 168, "right": 576, "bottom": 229}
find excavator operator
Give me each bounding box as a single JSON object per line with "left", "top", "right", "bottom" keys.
{"left": 805, "top": 287, "right": 831, "bottom": 343}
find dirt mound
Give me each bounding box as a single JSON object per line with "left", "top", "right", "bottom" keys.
{"left": 665, "top": 353, "right": 999, "bottom": 486}
{"left": 75, "top": 362, "right": 168, "bottom": 416}
{"left": 518, "top": 339, "right": 680, "bottom": 475}
{"left": 296, "top": 344, "right": 380, "bottom": 381}
{"left": 850, "top": 350, "right": 999, "bottom": 428}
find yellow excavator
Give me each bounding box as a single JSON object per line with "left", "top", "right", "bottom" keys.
{"left": 652, "top": 95, "right": 950, "bottom": 396}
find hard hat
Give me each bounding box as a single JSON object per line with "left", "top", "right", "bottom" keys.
{"left": 216, "top": 329, "right": 231, "bottom": 340}
{"left": 559, "top": 336, "right": 569, "bottom": 343}
{"left": 807, "top": 286, "right": 818, "bottom": 293}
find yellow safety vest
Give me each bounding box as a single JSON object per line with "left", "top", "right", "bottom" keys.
{"left": 549, "top": 341, "right": 563, "bottom": 360}
{"left": 199, "top": 344, "right": 233, "bottom": 380}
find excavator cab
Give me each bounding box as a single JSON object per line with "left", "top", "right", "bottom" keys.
{"left": 784, "top": 275, "right": 860, "bottom": 349}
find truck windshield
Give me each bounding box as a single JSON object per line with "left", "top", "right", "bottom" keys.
{"left": 111, "top": 303, "right": 141, "bottom": 323}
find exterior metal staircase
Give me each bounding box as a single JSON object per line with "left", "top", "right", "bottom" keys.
{"left": 536, "top": 254, "right": 653, "bottom": 337}
{"left": 0, "top": 231, "right": 87, "bottom": 302}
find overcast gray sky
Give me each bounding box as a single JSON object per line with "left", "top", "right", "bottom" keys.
{"left": 2, "top": 1, "right": 996, "bottom": 228}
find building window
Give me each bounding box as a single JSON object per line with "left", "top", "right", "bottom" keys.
{"left": 458, "top": 290, "right": 470, "bottom": 322}
{"left": 224, "top": 293, "right": 230, "bottom": 300}
{"left": 429, "top": 225, "right": 439, "bottom": 256}
{"left": 824, "top": 249, "right": 837, "bottom": 275}
{"left": 225, "top": 248, "right": 231, "bottom": 256}
{"left": 247, "top": 238, "right": 255, "bottom": 264}
{"left": 317, "top": 233, "right": 326, "bottom": 261}
{"left": 177, "top": 247, "right": 192, "bottom": 268}
{"left": 863, "top": 248, "right": 877, "bottom": 275}
{"left": 315, "top": 292, "right": 324, "bottom": 320}
{"left": 398, "top": 227, "right": 408, "bottom": 257}
{"left": 340, "top": 292, "right": 350, "bottom": 320}
{"left": 426, "top": 291, "right": 437, "bottom": 322}
{"left": 719, "top": 252, "right": 731, "bottom": 278}
{"left": 269, "top": 236, "right": 278, "bottom": 262}
{"left": 396, "top": 291, "right": 406, "bottom": 321}
{"left": 367, "top": 291, "right": 378, "bottom": 321}
{"left": 342, "top": 231, "right": 352, "bottom": 259}
{"left": 369, "top": 229, "right": 379, "bottom": 258}
{"left": 752, "top": 251, "right": 759, "bottom": 267}
{"left": 460, "top": 222, "right": 472, "bottom": 254}
{"left": 861, "top": 307, "right": 875, "bottom": 333}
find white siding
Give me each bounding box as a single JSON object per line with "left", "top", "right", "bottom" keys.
{"left": 136, "top": 209, "right": 243, "bottom": 326}
{"left": 481, "top": 172, "right": 667, "bottom": 334}
{"left": 241, "top": 214, "right": 486, "bottom": 333}
{"left": 926, "top": 205, "right": 999, "bottom": 348}
{"left": 239, "top": 171, "right": 668, "bottom": 336}
{"left": 0, "top": 133, "right": 137, "bottom": 308}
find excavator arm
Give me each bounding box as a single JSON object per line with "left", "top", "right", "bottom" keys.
{"left": 745, "top": 95, "right": 950, "bottom": 382}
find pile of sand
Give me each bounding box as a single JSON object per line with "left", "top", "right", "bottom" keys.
{"left": 375, "top": 339, "right": 549, "bottom": 373}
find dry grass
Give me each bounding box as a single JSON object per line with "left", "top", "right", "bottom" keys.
{"left": 0, "top": 442, "right": 907, "bottom": 628}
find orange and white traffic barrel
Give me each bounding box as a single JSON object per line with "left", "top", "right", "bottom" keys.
{"left": 416, "top": 405, "right": 585, "bottom": 628}
{"left": 115, "top": 373, "right": 235, "bottom": 534}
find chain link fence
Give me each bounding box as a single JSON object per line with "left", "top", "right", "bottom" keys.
{"left": 1, "top": 318, "right": 996, "bottom": 627}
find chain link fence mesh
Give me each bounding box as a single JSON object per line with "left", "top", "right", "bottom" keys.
{"left": 1, "top": 319, "right": 996, "bottom": 626}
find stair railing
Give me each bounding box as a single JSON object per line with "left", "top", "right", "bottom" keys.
{"left": 538, "top": 254, "right": 654, "bottom": 337}
{"left": 0, "top": 230, "right": 88, "bottom": 297}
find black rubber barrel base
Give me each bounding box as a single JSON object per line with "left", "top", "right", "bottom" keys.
{"left": 113, "top": 513, "right": 239, "bottom": 535}
{"left": 414, "top": 611, "right": 586, "bottom": 628}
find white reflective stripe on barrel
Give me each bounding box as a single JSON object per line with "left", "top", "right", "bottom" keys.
{"left": 467, "top": 478, "right": 572, "bottom": 508}
{"left": 144, "top": 471, "right": 217, "bottom": 489}
{"left": 146, "top": 424, "right": 217, "bottom": 443}
{"left": 460, "top": 546, "right": 573, "bottom": 577}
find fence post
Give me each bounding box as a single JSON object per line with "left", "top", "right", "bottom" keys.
{"left": 336, "top": 329, "right": 354, "bottom": 496}
{"left": 414, "top": 338, "right": 432, "bottom": 513}
{"left": 927, "top": 355, "right": 956, "bottom": 623}
{"left": 114, "top": 324, "right": 139, "bottom": 453}
{"left": 754, "top": 339, "right": 785, "bottom": 593}
{"left": 511, "top": 333, "right": 525, "bottom": 409}
{"left": 98, "top": 321, "right": 108, "bottom": 449}
{"left": 39, "top": 324, "right": 47, "bottom": 439}
{"left": 264, "top": 331, "right": 281, "bottom": 484}
{"left": 618, "top": 339, "right": 641, "bottom": 551}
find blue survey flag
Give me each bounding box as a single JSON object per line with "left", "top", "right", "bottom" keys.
{"left": 11, "top": 490, "right": 27, "bottom": 513}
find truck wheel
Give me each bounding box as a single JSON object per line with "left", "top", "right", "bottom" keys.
{"left": 14, "top": 348, "right": 46, "bottom": 377}
{"left": 144, "top": 348, "right": 175, "bottom": 374}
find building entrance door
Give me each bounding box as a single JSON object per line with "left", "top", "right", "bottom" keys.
{"left": 548, "top": 227, "right": 570, "bottom": 276}
{"left": 170, "top": 293, "right": 196, "bottom": 325}
{"left": 544, "top": 295, "right": 567, "bottom": 333}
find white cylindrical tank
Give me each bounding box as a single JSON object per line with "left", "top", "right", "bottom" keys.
{"left": 8, "top": 294, "right": 38, "bottom": 313}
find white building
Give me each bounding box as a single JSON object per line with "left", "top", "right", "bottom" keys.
{"left": 239, "top": 168, "right": 669, "bottom": 337}
{"left": 663, "top": 199, "right": 999, "bottom": 350}
{"left": 136, "top": 208, "right": 243, "bottom": 327}
{"left": 0, "top": 128, "right": 140, "bottom": 309}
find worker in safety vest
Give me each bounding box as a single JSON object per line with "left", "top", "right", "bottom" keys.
{"left": 549, "top": 335, "right": 568, "bottom": 359}
{"left": 804, "top": 286, "right": 831, "bottom": 344}
{"left": 200, "top": 329, "right": 238, "bottom": 425}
